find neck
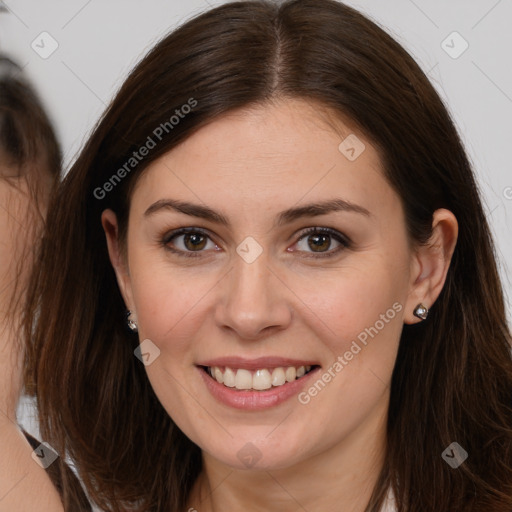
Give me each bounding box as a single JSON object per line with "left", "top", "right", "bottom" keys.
{"left": 187, "top": 393, "right": 389, "bottom": 512}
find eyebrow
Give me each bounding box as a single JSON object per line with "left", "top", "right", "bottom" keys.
{"left": 144, "top": 197, "right": 372, "bottom": 227}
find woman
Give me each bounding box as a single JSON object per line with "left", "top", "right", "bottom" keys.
{"left": 0, "top": 56, "right": 68, "bottom": 511}
{"left": 0, "top": 55, "right": 92, "bottom": 512}
{"left": 24, "top": 0, "right": 512, "bottom": 510}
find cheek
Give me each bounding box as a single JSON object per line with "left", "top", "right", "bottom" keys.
{"left": 297, "top": 260, "right": 407, "bottom": 415}
{"left": 301, "top": 259, "right": 406, "bottom": 345}
{"left": 0, "top": 189, "right": 34, "bottom": 297}
{"left": 132, "top": 267, "right": 211, "bottom": 355}
{"left": 290, "top": 271, "right": 404, "bottom": 445}
{"left": 127, "top": 235, "right": 216, "bottom": 330}
{"left": 128, "top": 263, "right": 211, "bottom": 431}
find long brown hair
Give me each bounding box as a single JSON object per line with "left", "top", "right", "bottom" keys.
{"left": 24, "top": 1, "right": 512, "bottom": 510}
{"left": 0, "top": 56, "right": 60, "bottom": 348}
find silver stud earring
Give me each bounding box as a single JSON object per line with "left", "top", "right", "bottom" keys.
{"left": 126, "top": 310, "right": 138, "bottom": 332}
{"left": 413, "top": 303, "right": 429, "bottom": 320}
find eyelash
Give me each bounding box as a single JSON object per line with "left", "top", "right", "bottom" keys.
{"left": 161, "top": 227, "right": 351, "bottom": 259}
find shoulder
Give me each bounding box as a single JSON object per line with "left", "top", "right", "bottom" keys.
{"left": 22, "top": 430, "right": 93, "bottom": 512}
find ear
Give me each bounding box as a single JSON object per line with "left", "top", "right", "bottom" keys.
{"left": 404, "top": 208, "right": 458, "bottom": 325}
{"left": 101, "top": 209, "right": 135, "bottom": 312}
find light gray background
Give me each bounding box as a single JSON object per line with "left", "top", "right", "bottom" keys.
{"left": 1, "top": 0, "right": 511, "bottom": 441}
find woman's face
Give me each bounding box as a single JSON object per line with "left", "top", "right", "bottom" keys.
{"left": 104, "top": 98, "right": 425, "bottom": 471}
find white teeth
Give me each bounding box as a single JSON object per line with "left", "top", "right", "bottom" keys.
{"left": 214, "top": 367, "right": 224, "bottom": 384}
{"left": 235, "top": 369, "right": 253, "bottom": 390}
{"left": 253, "top": 369, "right": 272, "bottom": 390}
{"left": 223, "top": 367, "right": 236, "bottom": 387}
{"left": 207, "top": 364, "right": 314, "bottom": 391}
{"left": 271, "top": 367, "right": 286, "bottom": 386}
{"left": 285, "top": 366, "right": 296, "bottom": 382}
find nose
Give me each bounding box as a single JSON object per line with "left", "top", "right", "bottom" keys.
{"left": 214, "top": 249, "right": 292, "bottom": 341}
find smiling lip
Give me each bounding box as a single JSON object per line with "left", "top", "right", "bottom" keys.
{"left": 196, "top": 356, "right": 319, "bottom": 370}
{"left": 196, "top": 357, "right": 321, "bottom": 410}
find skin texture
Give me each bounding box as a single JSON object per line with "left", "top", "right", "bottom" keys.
{"left": 0, "top": 176, "right": 28, "bottom": 417}
{"left": 0, "top": 174, "right": 63, "bottom": 512}
{"left": 103, "top": 98, "right": 458, "bottom": 512}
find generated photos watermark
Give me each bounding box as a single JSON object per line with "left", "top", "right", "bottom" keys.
{"left": 298, "top": 301, "right": 403, "bottom": 405}
{"left": 93, "top": 97, "right": 197, "bottom": 200}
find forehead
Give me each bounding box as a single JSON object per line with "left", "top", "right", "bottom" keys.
{"left": 130, "top": 98, "right": 399, "bottom": 224}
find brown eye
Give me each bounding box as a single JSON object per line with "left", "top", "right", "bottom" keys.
{"left": 162, "top": 228, "right": 217, "bottom": 257}
{"left": 182, "top": 232, "right": 208, "bottom": 251}
{"left": 294, "top": 227, "right": 350, "bottom": 258}
{"left": 306, "top": 233, "right": 331, "bottom": 252}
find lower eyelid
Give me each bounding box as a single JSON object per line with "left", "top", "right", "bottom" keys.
{"left": 293, "top": 237, "right": 348, "bottom": 258}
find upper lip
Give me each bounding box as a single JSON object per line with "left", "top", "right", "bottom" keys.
{"left": 196, "top": 356, "right": 319, "bottom": 370}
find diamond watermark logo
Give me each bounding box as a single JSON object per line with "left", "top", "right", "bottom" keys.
{"left": 31, "top": 32, "right": 59, "bottom": 59}
{"left": 441, "top": 31, "right": 469, "bottom": 59}
{"left": 236, "top": 442, "right": 263, "bottom": 468}
{"left": 134, "top": 339, "right": 161, "bottom": 366}
{"left": 236, "top": 236, "right": 263, "bottom": 264}
{"left": 31, "top": 442, "right": 59, "bottom": 469}
{"left": 338, "top": 134, "right": 366, "bottom": 161}
{"left": 441, "top": 442, "right": 468, "bottom": 468}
